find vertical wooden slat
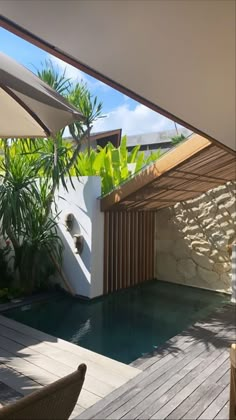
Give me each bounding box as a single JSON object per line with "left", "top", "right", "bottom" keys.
{"left": 149, "top": 212, "right": 153, "bottom": 280}
{"left": 109, "top": 212, "right": 114, "bottom": 293}
{"left": 134, "top": 211, "right": 138, "bottom": 285}
{"left": 139, "top": 212, "right": 143, "bottom": 285}
{"left": 103, "top": 212, "right": 108, "bottom": 294}
{"left": 142, "top": 212, "right": 145, "bottom": 282}
{"left": 148, "top": 212, "right": 152, "bottom": 280}
{"left": 149, "top": 212, "right": 151, "bottom": 280}
{"left": 115, "top": 212, "right": 119, "bottom": 291}
{"left": 112, "top": 212, "right": 116, "bottom": 293}
{"left": 138, "top": 212, "right": 141, "bottom": 285}
{"left": 145, "top": 212, "right": 148, "bottom": 280}
{"left": 122, "top": 212, "right": 127, "bottom": 290}
{"left": 118, "top": 211, "right": 122, "bottom": 290}
{"left": 131, "top": 211, "right": 135, "bottom": 288}
{"left": 148, "top": 212, "right": 152, "bottom": 281}
{"left": 127, "top": 211, "right": 130, "bottom": 288}
{"left": 153, "top": 212, "right": 156, "bottom": 278}
{"left": 151, "top": 212, "right": 155, "bottom": 279}
{"left": 149, "top": 212, "right": 152, "bottom": 280}
{"left": 130, "top": 211, "right": 134, "bottom": 287}
{"left": 116, "top": 212, "right": 119, "bottom": 292}
{"left": 145, "top": 212, "right": 149, "bottom": 281}
{"left": 103, "top": 208, "right": 156, "bottom": 294}
{"left": 143, "top": 212, "right": 147, "bottom": 281}
{"left": 134, "top": 211, "right": 140, "bottom": 284}
{"left": 143, "top": 212, "right": 147, "bottom": 282}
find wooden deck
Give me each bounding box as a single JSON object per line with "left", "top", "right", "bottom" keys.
{"left": 77, "top": 304, "right": 235, "bottom": 419}
{"left": 0, "top": 314, "right": 140, "bottom": 418}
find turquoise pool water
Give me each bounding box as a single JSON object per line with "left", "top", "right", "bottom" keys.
{"left": 5, "top": 281, "right": 229, "bottom": 364}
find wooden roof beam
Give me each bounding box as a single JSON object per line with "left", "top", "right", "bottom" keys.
{"left": 100, "top": 134, "right": 211, "bottom": 211}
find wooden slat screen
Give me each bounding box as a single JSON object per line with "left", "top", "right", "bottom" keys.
{"left": 103, "top": 211, "right": 155, "bottom": 294}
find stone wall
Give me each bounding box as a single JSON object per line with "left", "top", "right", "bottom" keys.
{"left": 155, "top": 182, "right": 236, "bottom": 293}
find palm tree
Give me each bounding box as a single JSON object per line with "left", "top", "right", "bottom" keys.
{"left": 68, "top": 82, "right": 103, "bottom": 155}
{"left": 36, "top": 59, "right": 71, "bottom": 95}
{"left": 0, "top": 61, "right": 103, "bottom": 292}
{"left": 37, "top": 61, "right": 103, "bottom": 158}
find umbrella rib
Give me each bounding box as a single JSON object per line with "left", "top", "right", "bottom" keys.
{"left": 0, "top": 83, "right": 51, "bottom": 137}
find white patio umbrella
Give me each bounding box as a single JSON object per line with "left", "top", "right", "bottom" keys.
{"left": 0, "top": 52, "right": 83, "bottom": 138}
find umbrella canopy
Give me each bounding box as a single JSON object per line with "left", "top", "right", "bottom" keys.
{"left": 0, "top": 52, "right": 83, "bottom": 138}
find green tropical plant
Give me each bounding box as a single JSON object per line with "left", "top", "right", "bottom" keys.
{"left": 17, "top": 209, "right": 63, "bottom": 293}
{"left": 0, "top": 60, "right": 164, "bottom": 295}
{"left": 0, "top": 144, "right": 63, "bottom": 293}
{"left": 36, "top": 59, "right": 71, "bottom": 96}
{"left": 37, "top": 62, "right": 103, "bottom": 157}
{"left": 68, "top": 82, "right": 103, "bottom": 156}
{"left": 171, "top": 133, "right": 186, "bottom": 145}
{"left": 0, "top": 155, "right": 40, "bottom": 242}
{"left": 75, "top": 136, "right": 163, "bottom": 195}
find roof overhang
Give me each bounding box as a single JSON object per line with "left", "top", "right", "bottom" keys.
{"left": 90, "top": 129, "right": 122, "bottom": 145}
{"left": 0, "top": 0, "right": 235, "bottom": 151}
{"left": 100, "top": 135, "right": 236, "bottom": 211}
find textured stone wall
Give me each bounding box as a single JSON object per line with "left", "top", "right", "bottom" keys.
{"left": 155, "top": 182, "right": 236, "bottom": 293}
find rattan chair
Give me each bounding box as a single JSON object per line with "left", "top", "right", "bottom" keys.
{"left": 0, "top": 364, "right": 87, "bottom": 420}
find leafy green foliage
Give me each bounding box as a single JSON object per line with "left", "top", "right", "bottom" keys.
{"left": 36, "top": 59, "right": 71, "bottom": 95}
{"left": 38, "top": 63, "right": 103, "bottom": 154}
{"left": 0, "top": 141, "right": 63, "bottom": 293}
{"left": 171, "top": 134, "right": 186, "bottom": 145}
{"left": 75, "top": 136, "right": 163, "bottom": 195}
{"left": 17, "top": 209, "right": 63, "bottom": 293}
{"left": 0, "top": 156, "right": 40, "bottom": 237}
{"left": 0, "top": 60, "right": 163, "bottom": 295}
{"left": 68, "top": 82, "right": 103, "bottom": 155}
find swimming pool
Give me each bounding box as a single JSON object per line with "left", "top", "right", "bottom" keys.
{"left": 4, "top": 280, "right": 229, "bottom": 364}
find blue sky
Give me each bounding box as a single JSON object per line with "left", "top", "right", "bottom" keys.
{"left": 1, "top": 27, "right": 183, "bottom": 136}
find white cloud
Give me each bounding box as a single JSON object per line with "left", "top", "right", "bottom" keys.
{"left": 92, "top": 103, "right": 175, "bottom": 135}
{"left": 46, "top": 55, "right": 184, "bottom": 136}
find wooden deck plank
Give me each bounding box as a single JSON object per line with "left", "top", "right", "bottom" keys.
{"left": 0, "top": 381, "right": 22, "bottom": 405}
{"left": 98, "top": 341, "right": 211, "bottom": 419}
{"left": 76, "top": 304, "right": 234, "bottom": 420}
{"left": 167, "top": 360, "right": 229, "bottom": 419}
{"left": 0, "top": 364, "right": 41, "bottom": 396}
{"left": 180, "top": 366, "right": 230, "bottom": 419}
{"left": 198, "top": 385, "right": 230, "bottom": 420}
{"left": 0, "top": 334, "right": 117, "bottom": 397}
{"left": 87, "top": 315, "right": 234, "bottom": 420}
{"left": 150, "top": 351, "right": 229, "bottom": 419}
{"left": 133, "top": 304, "right": 234, "bottom": 371}
{"left": 0, "top": 304, "right": 234, "bottom": 420}
{"left": 0, "top": 315, "right": 139, "bottom": 380}
{"left": 122, "top": 349, "right": 228, "bottom": 420}
{"left": 0, "top": 324, "right": 131, "bottom": 387}
{"left": 214, "top": 402, "right": 229, "bottom": 419}
{"left": 0, "top": 315, "right": 140, "bottom": 414}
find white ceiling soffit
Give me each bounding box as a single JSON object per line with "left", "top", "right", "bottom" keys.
{"left": 0, "top": 0, "right": 235, "bottom": 151}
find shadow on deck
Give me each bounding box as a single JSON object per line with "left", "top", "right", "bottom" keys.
{"left": 77, "top": 304, "right": 235, "bottom": 420}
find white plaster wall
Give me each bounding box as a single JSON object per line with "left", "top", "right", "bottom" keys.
{"left": 155, "top": 182, "right": 236, "bottom": 293}
{"left": 54, "top": 177, "right": 104, "bottom": 299}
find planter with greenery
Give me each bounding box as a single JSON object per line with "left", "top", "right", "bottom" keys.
{"left": 0, "top": 60, "right": 164, "bottom": 297}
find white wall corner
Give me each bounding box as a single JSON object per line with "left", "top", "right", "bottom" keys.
{"left": 55, "top": 177, "right": 104, "bottom": 299}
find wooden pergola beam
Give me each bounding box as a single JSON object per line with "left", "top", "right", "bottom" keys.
{"left": 100, "top": 134, "right": 211, "bottom": 211}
